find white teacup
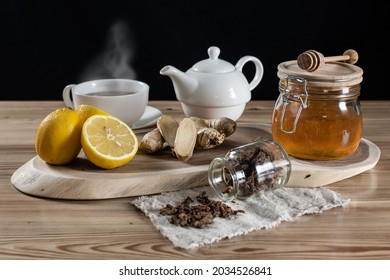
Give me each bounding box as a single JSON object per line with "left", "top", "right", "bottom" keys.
{"left": 62, "top": 79, "right": 149, "bottom": 125}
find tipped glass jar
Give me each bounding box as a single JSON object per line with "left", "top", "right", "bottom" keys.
{"left": 208, "top": 139, "right": 291, "bottom": 202}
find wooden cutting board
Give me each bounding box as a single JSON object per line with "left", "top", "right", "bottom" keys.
{"left": 11, "top": 124, "right": 380, "bottom": 200}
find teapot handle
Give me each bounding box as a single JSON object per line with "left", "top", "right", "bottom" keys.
{"left": 235, "top": 56, "right": 264, "bottom": 91}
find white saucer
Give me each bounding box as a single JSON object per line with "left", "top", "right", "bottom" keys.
{"left": 131, "top": 106, "right": 163, "bottom": 129}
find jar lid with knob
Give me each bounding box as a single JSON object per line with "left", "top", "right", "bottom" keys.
{"left": 277, "top": 49, "right": 363, "bottom": 90}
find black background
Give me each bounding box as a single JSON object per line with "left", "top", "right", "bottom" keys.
{"left": 1, "top": 0, "right": 388, "bottom": 101}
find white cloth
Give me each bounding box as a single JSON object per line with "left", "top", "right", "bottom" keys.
{"left": 131, "top": 186, "right": 350, "bottom": 249}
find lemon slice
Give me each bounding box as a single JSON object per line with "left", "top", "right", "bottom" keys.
{"left": 81, "top": 115, "right": 138, "bottom": 169}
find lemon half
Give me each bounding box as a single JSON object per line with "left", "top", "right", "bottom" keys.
{"left": 81, "top": 115, "right": 138, "bottom": 169}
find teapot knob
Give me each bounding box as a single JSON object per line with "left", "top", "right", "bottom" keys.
{"left": 208, "top": 46, "right": 220, "bottom": 60}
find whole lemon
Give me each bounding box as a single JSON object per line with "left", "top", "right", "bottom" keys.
{"left": 76, "top": 104, "right": 110, "bottom": 125}
{"left": 35, "top": 107, "right": 82, "bottom": 165}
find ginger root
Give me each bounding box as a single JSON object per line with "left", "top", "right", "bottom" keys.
{"left": 190, "top": 116, "right": 237, "bottom": 149}
{"left": 190, "top": 116, "right": 237, "bottom": 137}
{"left": 156, "top": 115, "right": 179, "bottom": 148}
{"left": 139, "top": 128, "right": 165, "bottom": 153}
{"left": 139, "top": 115, "right": 237, "bottom": 161}
{"left": 196, "top": 127, "right": 225, "bottom": 149}
{"left": 173, "top": 118, "right": 197, "bottom": 162}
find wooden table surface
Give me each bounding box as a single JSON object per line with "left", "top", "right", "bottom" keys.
{"left": 1, "top": 100, "right": 389, "bottom": 260}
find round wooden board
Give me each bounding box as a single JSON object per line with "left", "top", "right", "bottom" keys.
{"left": 11, "top": 124, "right": 381, "bottom": 200}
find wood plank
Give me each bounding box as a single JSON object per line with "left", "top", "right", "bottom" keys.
{"left": 2, "top": 100, "right": 389, "bottom": 260}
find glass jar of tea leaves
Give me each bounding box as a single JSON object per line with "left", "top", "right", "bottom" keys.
{"left": 208, "top": 139, "right": 291, "bottom": 201}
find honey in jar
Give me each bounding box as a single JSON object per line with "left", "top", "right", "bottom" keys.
{"left": 272, "top": 53, "right": 363, "bottom": 160}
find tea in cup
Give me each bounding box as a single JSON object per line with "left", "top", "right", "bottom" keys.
{"left": 62, "top": 79, "right": 149, "bottom": 125}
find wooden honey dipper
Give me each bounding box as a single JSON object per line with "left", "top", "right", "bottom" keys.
{"left": 297, "top": 49, "right": 359, "bottom": 72}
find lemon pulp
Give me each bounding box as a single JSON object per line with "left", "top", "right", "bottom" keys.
{"left": 81, "top": 115, "right": 138, "bottom": 169}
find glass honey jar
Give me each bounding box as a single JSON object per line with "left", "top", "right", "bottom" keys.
{"left": 272, "top": 58, "right": 363, "bottom": 160}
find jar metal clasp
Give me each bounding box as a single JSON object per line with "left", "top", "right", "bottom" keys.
{"left": 280, "top": 76, "right": 308, "bottom": 134}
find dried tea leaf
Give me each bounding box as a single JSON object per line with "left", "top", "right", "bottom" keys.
{"left": 160, "top": 191, "right": 245, "bottom": 228}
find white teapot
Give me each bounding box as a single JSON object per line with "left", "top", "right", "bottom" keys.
{"left": 160, "top": 46, "right": 264, "bottom": 120}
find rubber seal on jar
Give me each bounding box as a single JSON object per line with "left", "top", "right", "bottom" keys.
{"left": 280, "top": 76, "right": 308, "bottom": 134}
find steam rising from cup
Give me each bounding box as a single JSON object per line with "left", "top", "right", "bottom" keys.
{"left": 79, "top": 20, "right": 136, "bottom": 81}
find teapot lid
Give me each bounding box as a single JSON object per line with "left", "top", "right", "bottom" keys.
{"left": 191, "top": 46, "right": 235, "bottom": 73}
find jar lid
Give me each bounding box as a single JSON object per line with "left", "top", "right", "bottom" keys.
{"left": 191, "top": 46, "right": 235, "bottom": 73}
{"left": 277, "top": 60, "right": 363, "bottom": 88}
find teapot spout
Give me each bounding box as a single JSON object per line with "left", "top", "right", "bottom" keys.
{"left": 160, "top": 65, "right": 198, "bottom": 101}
